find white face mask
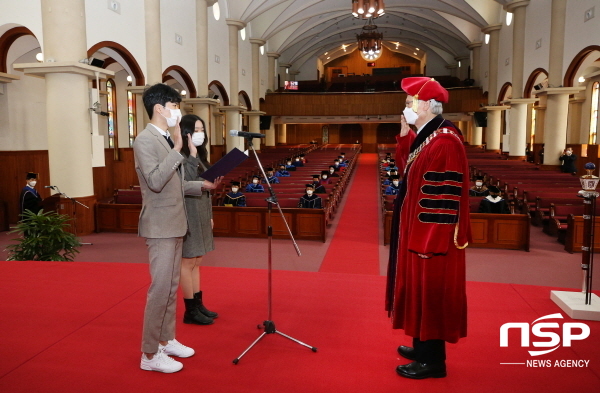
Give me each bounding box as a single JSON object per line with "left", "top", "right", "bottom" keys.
{"left": 475, "top": 181, "right": 483, "bottom": 187}
{"left": 192, "top": 132, "right": 205, "bottom": 146}
{"left": 287, "top": 162, "right": 292, "bottom": 166}
{"left": 29, "top": 181, "right": 37, "bottom": 187}
{"left": 307, "top": 190, "right": 313, "bottom": 195}
{"left": 322, "top": 175, "right": 327, "bottom": 179}
{"left": 330, "top": 169, "right": 334, "bottom": 173}
{"left": 295, "top": 158, "right": 300, "bottom": 162}
{"left": 403, "top": 106, "right": 418, "bottom": 125}
{"left": 252, "top": 179, "right": 259, "bottom": 184}
{"left": 566, "top": 151, "right": 572, "bottom": 156}
{"left": 162, "top": 107, "right": 181, "bottom": 127}
{"left": 392, "top": 181, "right": 399, "bottom": 186}
{"left": 231, "top": 187, "right": 239, "bottom": 193}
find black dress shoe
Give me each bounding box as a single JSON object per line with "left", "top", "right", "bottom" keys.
{"left": 397, "top": 345, "right": 416, "bottom": 361}
{"left": 396, "top": 361, "right": 447, "bottom": 379}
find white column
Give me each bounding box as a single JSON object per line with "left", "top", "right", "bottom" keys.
{"left": 473, "top": 126, "right": 483, "bottom": 146}
{"left": 144, "top": 0, "right": 162, "bottom": 84}
{"left": 265, "top": 120, "right": 276, "bottom": 146}
{"left": 548, "top": 0, "right": 567, "bottom": 88}
{"left": 249, "top": 39, "right": 265, "bottom": 108}
{"left": 221, "top": 106, "right": 245, "bottom": 152}
{"left": 467, "top": 42, "right": 482, "bottom": 85}
{"left": 226, "top": 19, "right": 245, "bottom": 106}
{"left": 196, "top": 0, "right": 216, "bottom": 97}
{"left": 267, "top": 52, "right": 280, "bottom": 92}
{"left": 278, "top": 123, "right": 287, "bottom": 144}
{"left": 244, "top": 111, "right": 263, "bottom": 151}
{"left": 505, "top": 99, "right": 536, "bottom": 158}
{"left": 482, "top": 24, "right": 502, "bottom": 104}
{"left": 484, "top": 106, "right": 509, "bottom": 151}
{"left": 569, "top": 97, "right": 585, "bottom": 143}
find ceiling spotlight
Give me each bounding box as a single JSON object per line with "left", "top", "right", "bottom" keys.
{"left": 126, "top": 75, "right": 133, "bottom": 83}
{"left": 181, "top": 90, "right": 187, "bottom": 96}
{"left": 485, "top": 34, "right": 490, "bottom": 44}
{"left": 35, "top": 53, "right": 43, "bottom": 62}
{"left": 579, "top": 76, "right": 586, "bottom": 83}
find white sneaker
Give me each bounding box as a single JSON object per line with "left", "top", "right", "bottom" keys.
{"left": 160, "top": 339, "right": 195, "bottom": 358}
{"left": 140, "top": 347, "right": 183, "bottom": 373}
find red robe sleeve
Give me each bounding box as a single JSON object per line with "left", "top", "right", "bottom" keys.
{"left": 405, "top": 134, "right": 471, "bottom": 256}
{"left": 395, "top": 130, "right": 416, "bottom": 175}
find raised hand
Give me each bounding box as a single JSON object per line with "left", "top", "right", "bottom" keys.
{"left": 400, "top": 115, "right": 411, "bottom": 137}
{"left": 172, "top": 116, "right": 183, "bottom": 152}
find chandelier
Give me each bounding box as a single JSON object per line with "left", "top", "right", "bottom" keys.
{"left": 352, "top": 0, "right": 385, "bottom": 19}
{"left": 357, "top": 19, "right": 383, "bottom": 61}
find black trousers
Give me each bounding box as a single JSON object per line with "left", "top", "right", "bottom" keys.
{"left": 413, "top": 337, "right": 446, "bottom": 364}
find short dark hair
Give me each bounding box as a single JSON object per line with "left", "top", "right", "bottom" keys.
{"left": 142, "top": 83, "right": 182, "bottom": 118}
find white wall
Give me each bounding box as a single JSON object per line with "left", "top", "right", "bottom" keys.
{"left": 564, "top": 0, "right": 600, "bottom": 85}
{"left": 1, "top": 46, "right": 47, "bottom": 151}
{"left": 496, "top": 10, "right": 512, "bottom": 100}
{"left": 523, "top": 0, "right": 551, "bottom": 85}
{"left": 207, "top": 1, "right": 230, "bottom": 99}
{"left": 85, "top": 0, "right": 146, "bottom": 81}
{"left": 0, "top": 0, "right": 44, "bottom": 49}
{"left": 160, "top": 0, "right": 197, "bottom": 87}
{"left": 238, "top": 29, "right": 252, "bottom": 106}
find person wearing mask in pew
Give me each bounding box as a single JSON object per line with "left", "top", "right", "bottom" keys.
{"left": 385, "top": 176, "right": 401, "bottom": 195}
{"left": 328, "top": 165, "right": 340, "bottom": 177}
{"left": 298, "top": 184, "right": 322, "bottom": 209}
{"left": 311, "top": 175, "right": 327, "bottom": 194}
{"left": 262, "top": 168, "right": 280, "bottom": 184}
{"left": 559, "top": 148, "right": 577, "bottom": 175}
{"left": 245, "top": 175, "right": 265, "bottom": 193}
{"left": 276, "top": 164, "right": 291, "bottom": 177}
{"left": 469, "top": 176, "right": 489, "bottom": 197}
{"left": 222, "top": 182, "right": 246, "bottom": 207}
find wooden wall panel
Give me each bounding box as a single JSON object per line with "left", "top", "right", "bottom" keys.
{"left": 261, "top": 89, "right": 485, "bottom": 116}
{"left": 0, "top": 150, "right": 51, "bottom": 226}
{"left": 325, "top": 49, "right": 419, "bottom": 81}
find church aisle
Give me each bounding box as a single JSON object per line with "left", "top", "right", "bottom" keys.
{"left": 319, "top": 153, "right": 381, "bottom": 275}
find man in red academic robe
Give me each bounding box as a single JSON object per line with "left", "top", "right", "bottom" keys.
{"left": 386, "top": 77, "right": 471, "bottom": 379}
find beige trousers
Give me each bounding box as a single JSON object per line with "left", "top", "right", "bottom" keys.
{"left": 141, "top": 237, "right": 183, "bottom": 354}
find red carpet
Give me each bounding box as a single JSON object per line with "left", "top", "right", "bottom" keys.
{"left": 319, "top": 153, "right": 381, "bottom": 274}
{"left": 1, "top": 261, "right": 599, "bottom": 393}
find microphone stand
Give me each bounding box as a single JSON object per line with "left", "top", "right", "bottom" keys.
{"left": 233, "top": 136, "right": 317, "bottom": 364}
{"left": 51, "top": 186, "right": 93, "bottom": 246}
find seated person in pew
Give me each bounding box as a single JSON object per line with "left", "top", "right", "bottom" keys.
{"left": 383, "top": 159, "right": 397, "bottom": 171}
{"left": 328, "top": 165, "right": 340, "bottom": 177}
{"left": 245, "top": 175, "right": 265, "bottom": 193}
{"left": 382, "top": 169, "right": 399, "bottom": 185}
{"left": 320, "top": 170, "right": 331, "bottom": 185}
{"left": 312, "top": 175, "right": 327, "bottom": 194}
{"left": 285, "top": 158, "right": 296, "bottom": 171}
{"left": 222, "top": 181, "right": 246, "bottom": 207}
{"left": 292, "top": 156, "right": 304, "bottom": 167}
{"left": 340, "top": 152, "right": 349, "bottom": 164}
{"left": 276, "top": 164, "right": 291, "bottom": 177}
{"left": 332, "top": 159, "right": 342, "bottom": 172}
{"left": 478, "top": 186, "right": 511, "bottom": 214}
{"left": 299, "top": 153, "right": 307, "bottom": 164}
{"left": 262, "top": 168, "right": 280, "bottom": 184}
{"left": 384, "top": 176, "right": 401, "bottom": 195}
{"left": 298, "top": 184, "right": 322, "bottom": 209}
{"left": 337, "top": 156, "right": 348, "bottom": 168}
{"left": 469, "top": 176, "right": 489, "bottom": 196}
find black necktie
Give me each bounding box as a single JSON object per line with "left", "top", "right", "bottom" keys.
{"left": 164, "top": 135, "right": 174, "bottom": 148}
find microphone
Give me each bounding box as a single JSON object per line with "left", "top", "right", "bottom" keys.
{"left": 45, "top": 185, "right": 56, "bottom": 189}
{"left": 229, "top": 130, "right": 266, "bottom": 138}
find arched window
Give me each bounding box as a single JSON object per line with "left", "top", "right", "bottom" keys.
{"left": 590, "top": 82, "right": 599, "bottom": 144}
{"left": 127, "top": 91, "right": 136, "bottom": 147}
{"left": 106, "top": 79, "right": 116, "bottom": 148}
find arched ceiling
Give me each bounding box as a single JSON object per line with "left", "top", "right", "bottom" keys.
{"left": 225, "top": 0, "right": 505, "bottom": 71}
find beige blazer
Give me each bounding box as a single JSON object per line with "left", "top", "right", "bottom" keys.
{"left": 133, "top": 124, "right": 204, "bottom": 239}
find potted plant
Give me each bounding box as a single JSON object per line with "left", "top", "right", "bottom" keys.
{"left": 6, "top": 210, "right": 81, "bottom": 261}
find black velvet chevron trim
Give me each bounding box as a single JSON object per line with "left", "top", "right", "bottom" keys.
{"left": 421, "top": 184, "right": 462, "bottom": 196}
{"left": 419, "top": 198, "right": 459, "bottom": 210}
{"left": 418, "top": 212, "right": 458, "bottom": 224}
{"left": 423, "top": 171, "right": 463, "bottom": 183}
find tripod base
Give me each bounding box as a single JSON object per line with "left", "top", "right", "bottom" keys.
{"left": 233, "top": 320, "right": 317, "bottom": 364}
{"left": 551, "top": 290, "right": 600, "bottom": 321}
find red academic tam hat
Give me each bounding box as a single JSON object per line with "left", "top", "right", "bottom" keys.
{"left": 401, "top": 77, "right": 449, "bottom": 103}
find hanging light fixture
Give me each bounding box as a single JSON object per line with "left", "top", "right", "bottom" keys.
{"left": 357, "top": 18, "right": 383, "bottom": 61}
{"left": 352, "top": 0, "right": 385, "bottom": 19}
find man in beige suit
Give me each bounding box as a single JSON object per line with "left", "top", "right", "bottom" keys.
{"left": 134, "top": 83, "right": 221, "bottom": 373}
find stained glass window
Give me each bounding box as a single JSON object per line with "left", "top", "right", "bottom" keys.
{"left": 106, "top": 80, "right": 115, "bottom": 148}
{"left": 128, "top": 91, "right": 136, "bottom": 147}
{"left": 590, "top": 82, "right": 599, "bottom": 145}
